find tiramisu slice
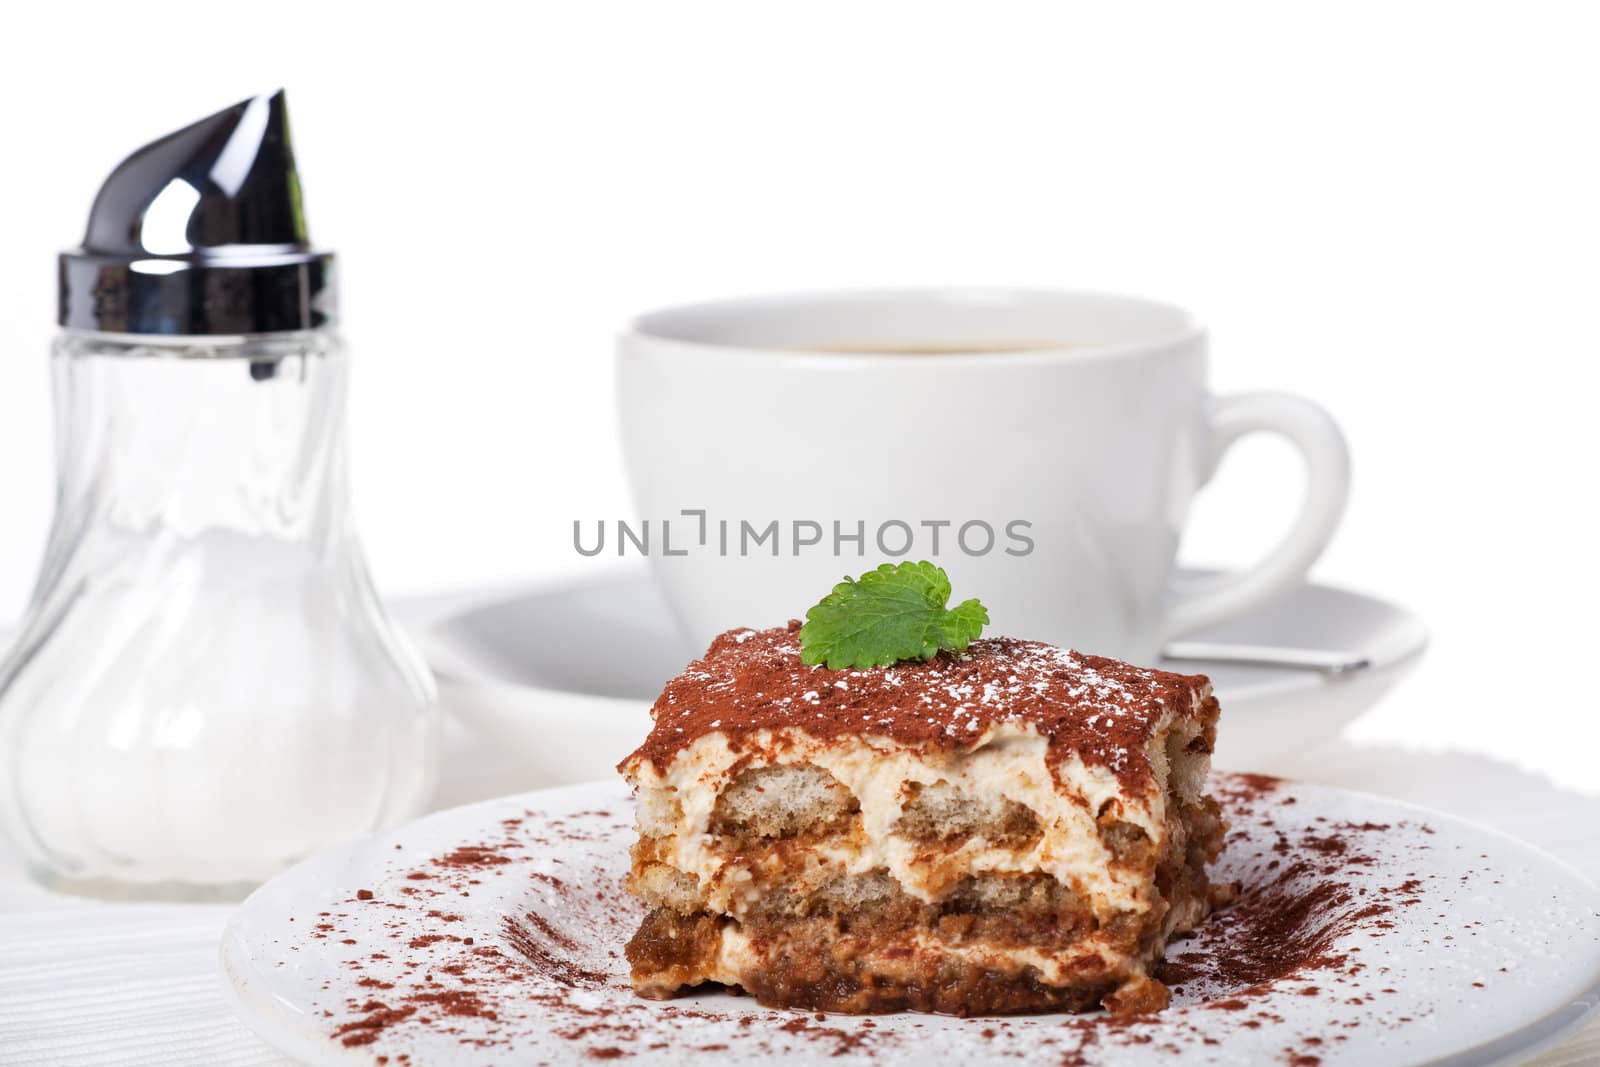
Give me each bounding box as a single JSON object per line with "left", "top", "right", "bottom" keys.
{"left": 618, "top": 621, "right": 1225, "bottom": 1016}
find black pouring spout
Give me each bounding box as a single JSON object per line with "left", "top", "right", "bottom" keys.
{"left": 59, "top": 90, "right": 337, "bottom": 336}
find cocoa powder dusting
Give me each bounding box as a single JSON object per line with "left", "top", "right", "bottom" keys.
{"left": 503, "top": 913, "right": 609, "bottom": 988}
{"left": 622, "top": 623, "right": 1212, "bottom": 793}
{"left": 294, "top": 772, "right": 1473, "bottom": 1063}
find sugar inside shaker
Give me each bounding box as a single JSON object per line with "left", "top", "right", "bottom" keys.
{"left": 0, "top": 91, "right": 439, "bottom": 899}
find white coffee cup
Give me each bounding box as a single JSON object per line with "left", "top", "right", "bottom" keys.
{"left": 616, "top": 288, "right": 1348, "bottom": 662}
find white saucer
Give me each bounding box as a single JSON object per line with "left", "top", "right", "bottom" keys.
{"left": 220, "top": 774, "right": 1600, "bottom": 1066}
{"left": 402, "top": 568, "right": 1427, "bottom": 781}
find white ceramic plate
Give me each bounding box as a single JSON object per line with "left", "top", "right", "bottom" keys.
{"left": 402, "top": 569, "right": 1428, "bottom": 781}
{"left": 221, "top": 773, "right": 1600, "bottom": 1066}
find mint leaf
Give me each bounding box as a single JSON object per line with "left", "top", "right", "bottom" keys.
{"left": 798, "top": 561, "right": 990, "bottom": 669}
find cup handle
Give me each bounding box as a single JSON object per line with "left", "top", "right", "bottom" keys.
{"left": 1159, "top": 391, "right": 1351, "bottom": 642}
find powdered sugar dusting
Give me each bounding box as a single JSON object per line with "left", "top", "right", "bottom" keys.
{"left": 626, "top": 623, "right": 1212, "bottom": 793}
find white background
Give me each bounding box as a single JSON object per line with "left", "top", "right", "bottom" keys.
{"left": 0, "top": 1, "right": 1594, "bottom": 791}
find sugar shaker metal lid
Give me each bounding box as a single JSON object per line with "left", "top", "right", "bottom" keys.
{"left": 58, "top": 90, "right": 337, "bottom": 335}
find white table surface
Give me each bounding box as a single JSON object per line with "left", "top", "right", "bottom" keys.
{"left": 2, "top": 683, "right": 1597, "bottom": 1065}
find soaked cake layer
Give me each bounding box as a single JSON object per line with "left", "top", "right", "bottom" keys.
{"left": 625, "top": 788, "right": 1223, "bottom": 1013}
{"left": 627, "top": 705, "right": 1215, "bottom": 914}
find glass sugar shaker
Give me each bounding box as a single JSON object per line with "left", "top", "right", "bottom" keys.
{"left": 0, "top": 91, "right": 439, "bottom": 899}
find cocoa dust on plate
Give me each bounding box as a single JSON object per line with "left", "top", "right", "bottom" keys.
{"left": 296, "top": 775, "right": 1463, "bottom": 1065}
